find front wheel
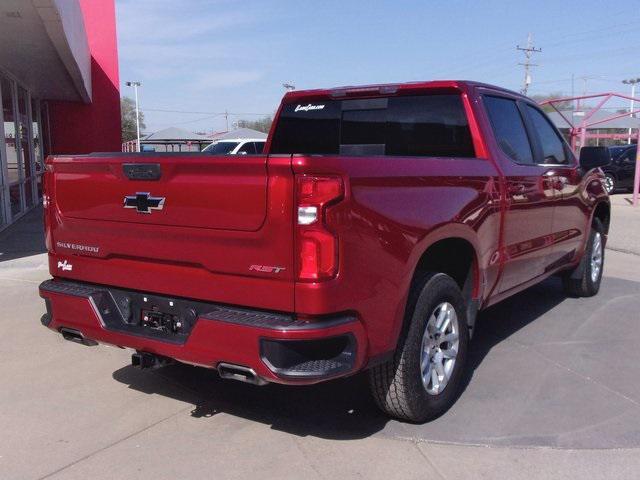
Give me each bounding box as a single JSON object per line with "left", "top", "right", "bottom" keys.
{"left": 603, "top": 173, "right": 616, "bottom": 194}
{"left": 563, "top": 219, "right": 605, "bottom": 297}
{"left": 368, "top": 273, "right": 469, "bottom": 422}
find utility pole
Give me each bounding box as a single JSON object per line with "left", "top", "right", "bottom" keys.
{"left": 224, "top": 110, "right": 229, "bottom": 132}
{"left": 125, "top": 81, "right": 142, "bottom": 152}
{"left": 623, "top": 78, "right": 640, "bottom": 145}
{"left": 516, "top": 33, "right": 541, "bottom": 96}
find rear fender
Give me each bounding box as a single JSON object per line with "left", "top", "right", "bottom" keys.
{"left": 389, "top": 224, "right": 483, "bottom": 347}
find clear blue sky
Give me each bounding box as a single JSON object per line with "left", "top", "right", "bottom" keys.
{"left": 115, "top": 0, "right": 640, "bottom": 134}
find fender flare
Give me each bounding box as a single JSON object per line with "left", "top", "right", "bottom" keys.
{"left": 390, "top": 223, "right": 483, "bottom": 344}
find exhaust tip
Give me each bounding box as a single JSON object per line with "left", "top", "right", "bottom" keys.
{"left": 59, "top": 327, "right": 97, "bottom": 346}
{"left": 217, "top": 363, "right": 267, "bottom": 386}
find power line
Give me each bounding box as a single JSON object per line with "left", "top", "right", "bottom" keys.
{"left": 517, "top": 33, "right": 542, "bottom": 95}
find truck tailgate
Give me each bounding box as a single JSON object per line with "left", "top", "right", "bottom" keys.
{"left": 45, "top": 154, "right": 295, "bottom": 311}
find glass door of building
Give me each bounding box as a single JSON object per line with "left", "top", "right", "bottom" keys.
{"left": 0, "top": 75, "right": 18, "bottom": 227}
{"left": 0, "top": 74, "right": 45, "bottom": 230}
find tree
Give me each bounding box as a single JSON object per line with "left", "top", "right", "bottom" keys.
{"left": 531, "top": 93, "right": 573, "bottom": 113}
{"left": 121, "top": 96, "right": 146, "bottom": 142}
{"left": 236, "top": 116, "right": 273, "bottom": 133}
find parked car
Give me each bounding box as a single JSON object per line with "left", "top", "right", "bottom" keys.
{"left": 202, "top": 138, "right": 266, "bottom": 155}
{"left": 603, "top": 145, "right": 637, "bottom": 193}
{"left": 39, "top": 81, "right": 610, "bottom": 422}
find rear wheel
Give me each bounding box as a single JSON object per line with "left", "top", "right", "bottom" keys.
{"left": 563, "top": 219, "right": 605, "bottom": 297}
{"left": 368, "top": 273, "right": 469, "bottom": 422}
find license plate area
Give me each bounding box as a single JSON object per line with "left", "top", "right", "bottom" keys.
{"left": 90, "top": 288, "right": 203, "bottom": 344}
{"left": 141, "top": 308, "right": 183, "bottom": 334}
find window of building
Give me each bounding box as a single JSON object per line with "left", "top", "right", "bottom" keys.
{"left": 0, "top": 74, "right": 44, "bottom": 228}
{"left": 32, "top": 98, "right": 44, "bottom": 199}
{"left": 2, "top": 76, "right": 19, "bottom": 184}
{"left": 484, "top": 96, "right": 534, "bottom": 165}
{"left": 525, "top": 104, "right": 568, "bottom": 165}
{"left": 17, "top": 87, "right": 31, "bottom": 183}
{"left": 270, "top": 94, "right": 475, "bottom": 157}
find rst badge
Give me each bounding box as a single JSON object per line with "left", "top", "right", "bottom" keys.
{"left": 249, "top": 265, "right": 286, "bottom": 274}
{"left": 123, "top": 192, "right": 165, "bottom": 214}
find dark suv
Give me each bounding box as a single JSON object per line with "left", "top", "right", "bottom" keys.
{"left": 603, "top": 145, "right": 637, "bottom": 193}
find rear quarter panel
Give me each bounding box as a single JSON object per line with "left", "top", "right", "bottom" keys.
{"left": 292, "top": 155, "right": 502, "bottom": 358}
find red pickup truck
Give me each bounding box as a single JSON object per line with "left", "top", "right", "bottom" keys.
{"left": 39, "top": 81, "right": 610, "bottom": 422}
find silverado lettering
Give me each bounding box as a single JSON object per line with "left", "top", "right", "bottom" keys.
{"left": 39, "top": 81, "right": 610, "bottom": 422}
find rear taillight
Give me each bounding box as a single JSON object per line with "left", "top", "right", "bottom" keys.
{"left": 295, "top": 175, "right": 343, "bottom": 282}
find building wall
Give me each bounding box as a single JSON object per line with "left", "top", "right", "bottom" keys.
{"left": 48, "top": 0, "right": 121, "bottom": 155}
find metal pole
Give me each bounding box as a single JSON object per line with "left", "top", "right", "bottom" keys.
{"left": 633, "top": 131, "right": 640, "bottom": 207}
{"left": 629, "top": 84, "right": 636, "bottom": 145}
{"left": 134, "top": 84, "right": 141, "bottom": 152}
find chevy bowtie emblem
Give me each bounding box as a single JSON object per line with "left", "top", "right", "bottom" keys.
{"left": 123, "top": 192, "right": 165, "bottom": 214}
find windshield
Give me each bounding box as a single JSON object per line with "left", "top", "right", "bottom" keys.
{"left": 270, "top": 94, "right": 474, "bottom": 157}
{"left": 202, "top": 141, "right": 240, "bottom": 154}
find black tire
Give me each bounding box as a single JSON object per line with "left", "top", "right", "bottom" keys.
{"left": 562, "top": 218, "right": 605, "bottom": 297}
{"left": 603, "top": 173, "right": 616, "bottom": 194}
{"left": 368, "top": 272, "right": 469, "bottom": 423}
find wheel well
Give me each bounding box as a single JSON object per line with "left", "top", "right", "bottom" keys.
{"left": 593, "top": 202, "right": 610, "bottom": 234}
{"left": 408, "top": 238, "right": 479, "bottom": 333}
{"left": 412, "top": 238, "right": 476, "bottom": 292}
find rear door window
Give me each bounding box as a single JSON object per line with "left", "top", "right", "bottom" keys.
{"left": 237, "top": 142, "right": 256, "bottom": 154}
{"left": 525, "top": 105, "right": 568, "bottom": 165}
{"left": 203, "top": 141, "right": 240, "bottom": 154}
{"left": 483, "top": 96, "right": 534, "bottom": 164}
{"left": 270, "top": 94, "right": 474, "bottom": 157}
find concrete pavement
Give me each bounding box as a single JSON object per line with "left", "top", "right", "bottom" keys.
{"left": 1, "top": 205, "right": 639, "bottom": 479}
{"left": 606, "top": 193, "right": 640, "bottom": 256}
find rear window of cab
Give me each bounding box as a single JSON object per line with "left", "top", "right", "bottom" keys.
{"left": 270, "top": 94, "right": 475, "bottom": 157}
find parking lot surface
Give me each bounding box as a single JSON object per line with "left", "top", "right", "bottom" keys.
{"left": 1, "top": 202, "right": 639, "bottom": 480}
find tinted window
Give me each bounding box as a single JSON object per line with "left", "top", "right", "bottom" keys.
{"left": 484, "top": 96, "right": 533, "bottom": 164}
{"left": 271, "top": 101, "right": 341, "bottom": 154}
{"left": 202, "top": 141, "right": 240, "bottom": 154}
{"left": 236, "top": 141, "right": 256, "bottom": 154}
{"left": 526, "top": 105, "right": 567, "bottom": 164}
{"left": 619, "top": 147, "right": 636, "bottom": 163}
{"left": 270, "top": 94, "right": 474, "bottom": 157}
{"left": 253, "top": 142, "right": 265, "bottom": 153}
{"left": 609, "top": 145, "right": 631, "bottom": 160}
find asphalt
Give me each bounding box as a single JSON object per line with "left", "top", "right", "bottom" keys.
{"left": 1, "top": 203, "right": 640, "bottom": 480}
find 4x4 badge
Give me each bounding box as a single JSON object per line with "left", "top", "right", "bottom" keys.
{"left": 123, "top": 192, "right": 165, "bottom": 214}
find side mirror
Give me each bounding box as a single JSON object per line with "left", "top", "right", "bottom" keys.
{"left": 579, "top": 146, "right": 610, "bottom": 170}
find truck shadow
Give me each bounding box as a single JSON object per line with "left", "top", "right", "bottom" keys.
{"left": 0, "top": 206, "right": 46, "bottom": 262}
{"left": 112, "top": 276, "right": 572, "bottom": 440}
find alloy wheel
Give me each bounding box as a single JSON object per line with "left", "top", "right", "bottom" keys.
{"left": 603, "top": 176, "right": 615, "bottom": 194}
{"left": 420, "top": 302, "right": 459, "bottom": 395}
{"left": 591, "top": 231, "right": 603, "bottom": 283}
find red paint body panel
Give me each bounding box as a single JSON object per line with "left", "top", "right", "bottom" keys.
{"left": 48, "top": 0, "right": 121, "bottom": 154}
{"left": 40, "top": 80, "right": 609, "bottom": 383}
